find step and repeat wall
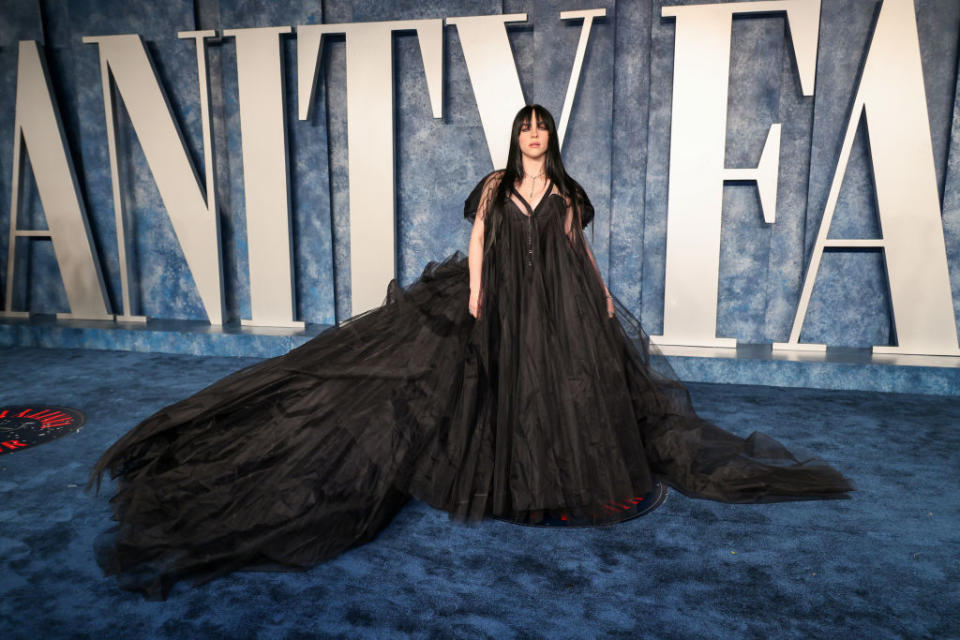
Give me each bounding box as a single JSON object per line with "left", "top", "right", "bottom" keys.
{"left": 1, "top": 0, "right": 959, "bottom": 355}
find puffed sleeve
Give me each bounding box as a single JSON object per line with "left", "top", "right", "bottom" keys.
{"left": 573, "top": 182, "right": 594, "bottom": 229}
{"left": 463, "top": 170, "right": 503, "bottom": 223}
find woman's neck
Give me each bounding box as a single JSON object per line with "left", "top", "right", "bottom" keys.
{"left": 521, "top": 157, "right": 546, "bottom": 178}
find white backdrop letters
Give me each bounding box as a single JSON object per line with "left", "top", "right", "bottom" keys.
{"left": 3, "top": 0, "right": 958, "bottom": 355}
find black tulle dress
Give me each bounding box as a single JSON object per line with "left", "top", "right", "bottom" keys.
{"left": 91, "top": 171, "right": 852, "bottom": 598}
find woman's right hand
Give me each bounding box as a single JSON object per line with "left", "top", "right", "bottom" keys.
{"left": 469, "top": 289, "right": 482, "bottom": 319}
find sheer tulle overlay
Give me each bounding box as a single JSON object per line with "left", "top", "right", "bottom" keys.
{"left": 91, "top": 172, "right": 852, "bottom": 598}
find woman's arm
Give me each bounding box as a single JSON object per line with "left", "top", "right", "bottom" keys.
{"left": 468, "top": 172, "right": 501, "bottom": 318}
{"left": 565, "top": 197, "right": 614, "bottom": 318}
{"left": 468, "top": 208, "right": 485, "bottom": 318}
{"left": 584, "top": 237, "right": 615, "bottom": 318}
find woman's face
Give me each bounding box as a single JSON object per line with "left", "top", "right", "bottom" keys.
{"left": 517, "top": 111, "right": 549, "bottom": 161}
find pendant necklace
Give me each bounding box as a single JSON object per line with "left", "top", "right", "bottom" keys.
{"left": 527, "top": 170, "right": 545, "bottom": 199}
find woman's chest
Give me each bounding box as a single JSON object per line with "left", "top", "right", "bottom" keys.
{"left": 502, "top": 194, "right": 564, "bottom": 227}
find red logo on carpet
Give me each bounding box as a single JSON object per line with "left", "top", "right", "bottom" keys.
{"left": 0, "top": 406, "right": 86, "bottom": 455}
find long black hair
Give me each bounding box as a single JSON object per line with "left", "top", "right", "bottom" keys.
{"left": 490, "top": 104, "right": 592, "bottom": 232}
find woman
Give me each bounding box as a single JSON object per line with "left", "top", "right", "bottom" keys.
{"left": 91, "top": 105, "right": 852, "bottom": 599}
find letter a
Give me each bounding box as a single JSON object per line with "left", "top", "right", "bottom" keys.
{"left": 2, "top": 41, "right": 112, "bottom": 320}
{"left": 774, "top": 0, "right": 960, "bottom": 356}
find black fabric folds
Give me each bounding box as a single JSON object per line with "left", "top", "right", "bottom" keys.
{"left": 91, "top": 174, "right": 852, "bottom": 598}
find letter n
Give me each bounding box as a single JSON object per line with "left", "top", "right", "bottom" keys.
{"left": 82, "top": 34, "right": 224, "bottom": 324}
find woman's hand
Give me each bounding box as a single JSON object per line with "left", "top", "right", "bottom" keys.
{"left": 469, "top": 289, "right": 482, "bottom": 319}
{"left": 605, "top": 293, "right": 615, "bottom": 319}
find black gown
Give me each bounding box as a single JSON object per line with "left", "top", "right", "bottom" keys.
{"left": 91, "top": 171, "right": 852, "bottom": 598}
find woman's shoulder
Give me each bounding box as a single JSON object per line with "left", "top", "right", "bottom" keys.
{"left": 559, "top": 176, "right": 594, "bottom": 228}
{"left": 463, "top": 169, "right": 506, "bottom": 221}
{"left": 470, "top": 169, "right": 506, "bottom": 196}
{"left": 484, "top": 169, "right": 506, "bottom": 185}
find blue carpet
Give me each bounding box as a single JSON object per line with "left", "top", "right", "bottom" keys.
{"left": 0, "top": 346, "right": 956, "bottom": 639}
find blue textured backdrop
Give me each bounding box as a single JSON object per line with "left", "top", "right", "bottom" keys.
{"left": 1, "top": 0, "right": 959, "bottom": 348}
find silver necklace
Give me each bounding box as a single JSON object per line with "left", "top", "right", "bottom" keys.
{"left": 525, "top": 171, "right": 545, "bottom": 198}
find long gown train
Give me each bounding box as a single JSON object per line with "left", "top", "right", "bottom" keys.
{"left": 91, "top": 173, "right": 852, "bottom": 598}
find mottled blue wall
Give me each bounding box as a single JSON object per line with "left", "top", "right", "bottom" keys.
{"left": 1, "top": 0, "right": 959, "bottom": 349}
